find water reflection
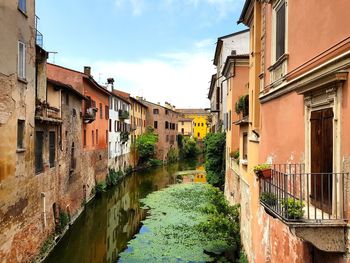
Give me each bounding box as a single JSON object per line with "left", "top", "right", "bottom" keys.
{"left": 45, "top": 158, "right": 202, "bottom": 263}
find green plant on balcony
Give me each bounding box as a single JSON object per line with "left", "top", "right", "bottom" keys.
{"left": 119, "top": 110, "right": 129, "bottom": 120}
{"left": 281, "top": 197, "right": 304, "bottom": 220}
{"left": 230, "top": 149, "right": 239, "bottom": 163}
{"left": 120, "top": 131, "right": 129, "bottom": 143}
{"left": 260, "top": 192, "right": 277, "bottom": 206}
{"left": 235, "top": 95, "right": 249, "bottom": 117}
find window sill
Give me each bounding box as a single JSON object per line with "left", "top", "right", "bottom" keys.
{"left": 16, "top": 148, "right": 26, "bottom": 153}
{"left": 18, "top": 77, "right": 28, "bottom": 84}
{"left": 268, "top": 53, "right": 289, "bottom": 72}
{"left": 18, "top": 7, "right": 28, "bottom": 18}
{"left": 240, "top": 159, "right": 248, "bottom": 166}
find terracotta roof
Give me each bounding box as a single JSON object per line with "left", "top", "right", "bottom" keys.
{"left": 111, "top": 89, "right": 131, "bottom": 104}
{"left": 177, "top": 108, "right": 209, "bottom": 115}
{"left": 130, "top": 96, "right": 148, "bottom": 108}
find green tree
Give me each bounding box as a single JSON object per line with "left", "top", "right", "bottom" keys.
{"left": 136, "top": 126, "right": 158, "bottom": 164}
{"left": 203, "top": 132, "right": 226, "bottom": 188}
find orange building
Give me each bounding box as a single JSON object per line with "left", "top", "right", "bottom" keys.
{"left": 47, "top": 64, "right": 110, "bottom": 194}
{"left": 236, "top": 0, "right": 350, "bottom": 262}
{"left": 222, "top": 54, "right": 249, "bottom": 205}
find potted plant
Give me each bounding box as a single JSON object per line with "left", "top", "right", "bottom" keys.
{"left": 260, "top": 192, "right": 277, "bottom": 206}
{"left": 253, "top": 163, "right": 272, "bottom": 178}
{"left": 281, "top": 197, "right": 304, "bottom": 220}
{"left": 230, "top": 150, "right": 240, "bottom": 164}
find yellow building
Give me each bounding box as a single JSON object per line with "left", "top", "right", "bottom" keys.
{"left": 177, "top": 109, "right": 210, "bottom": 140}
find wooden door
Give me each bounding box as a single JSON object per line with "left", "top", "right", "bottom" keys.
{"left": 310, "top": 108, "right": 333, "bottom": 212}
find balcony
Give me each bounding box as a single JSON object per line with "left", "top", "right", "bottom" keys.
{"left": 35, "top": 16, "right": 43, "bottom": 48}
{"left": 120, "top": 131, "right": 129, "bottom": 143}
{"left": 259, "top": 164, "right": 348, "bottom": 252}
{"left": 35, "top": 102, "right": 61, "bottom": 124}
{"left": 84, "top": 107, "right": 97, "bottom": 123}
{"left": 118, "top": 110, "right": 129, "bottom": 120}
{"left": 234, "top": 95, "right": 249, "bottom": 125}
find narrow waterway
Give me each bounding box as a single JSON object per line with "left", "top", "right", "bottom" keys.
{"left": 44, "top": 157, "right": 203, "bottom": 263}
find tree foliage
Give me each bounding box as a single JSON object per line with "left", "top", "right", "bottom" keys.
{"left": 203, "top": 132, "right": 226, "bottom": 188}
{"left": 178, "top": 134, "right": 200, "bottom": 159}
{"left": 136, "top": 126, "right": 158, "bottom": 164}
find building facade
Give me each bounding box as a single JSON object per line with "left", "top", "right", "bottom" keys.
{"left": 141, "top": 100, "right": 179, "bottom": 161}
{"left": 47, "top": 64, "right": 109, "bottom": 195}
{"left": 129, "top": 97, "right": 147, "bottom": 167}
{"left": 234, "top": 0, "right": 350, "bottom": 262}
{"left": 0, "top": 1, "right": 52, "bottom": 261}
{"left": 106, "top": 83, "right": 131, "bottom": 173}
{"left": 222, "top": 54, "right": 249, "bottom": 205}
{"left": 208, "top": 30, "right": 250, "bottom": 133}
{"left": 177, "top": 109, "right": 210, "bottom": 140}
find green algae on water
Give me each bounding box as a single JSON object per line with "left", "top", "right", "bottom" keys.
{"left": 119, "top": 183, "right": 240, "bottom": 262}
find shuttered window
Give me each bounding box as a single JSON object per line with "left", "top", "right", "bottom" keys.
{"left": 276, "top": 1, "right": 286, "bottom": 60}
{"left": 49, "top": 131, "right": 55, "bottom": 168}
{"left": 35, "top": 131, "right": 44, "bottom": 173}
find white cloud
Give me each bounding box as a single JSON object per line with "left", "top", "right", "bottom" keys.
{"left": 52, "top": 46, "right": 214, "bottom": 108}
{"left": 114, "top": 0, "right": 245, "bottom": 19}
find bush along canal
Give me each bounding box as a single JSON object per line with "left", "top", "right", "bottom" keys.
{"left": 119, "top": 183, "right": 243, "bottom": 263}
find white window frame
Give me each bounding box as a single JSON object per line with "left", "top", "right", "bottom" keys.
{"left": 271, "top": 0, "right": 288, "bottom": 63}
{"left": 18, "top": 41, "right": 26, "bottom": 79}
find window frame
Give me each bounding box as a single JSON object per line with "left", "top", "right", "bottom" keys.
{"left": 49, "top": 131, "right": 56, "bottom": 168}
{"left": 18, "top": 0, "right": 26, "bottom": 14}
{"left": 17, "top": 119, "right": 25, "bottom": 150}
{"left": 18, "top": 41, "right": 26, "bottom": 80}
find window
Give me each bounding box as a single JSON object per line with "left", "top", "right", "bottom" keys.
{"left": 114, "top": 120, "right": 117, "bottom": 132}
{"left": 99, "top": 103, "right": 103, "bottom": 119}
{"left": 109, "top": 97, "right": 113, "bottom": 109}
{"left": 83, "top": 130, "right": 86, "bottom": 146}
{"left": 92, "top": 130, "right": 95, "bottom": 146}
{"left": 105, "top": 105, "right": 109, "bottom": 119}
{"left": 198, "top": 132, "right": 200, "bottom": 138}
{"left": 109, "top": 142, "right": 112, "bottom": 158}
{"left": 181, "top": 121, "right": 184, "bottom": 125}
{"left": 18, "top": 0, "right": 26, "bottom": 13}
{"left": 106, "top": 130, "right": 108, "bottom": 144}
{"left": 17, "top": 120, "right": 25, "bottom": 149}
{"left": 66, "top": 93, "right": 69, "bottom": 105}
{"left": 49, "top": 131, "right": 55, "bottom": 168}
{"left": 153, "top": 109, "right": 159, "bottom": 114}
{"left": 35, "top": 131, "right": 44, "bottom": 173}
{"left": 275, "top": 1, "right": 286, "bottom": 60}
{"left": 165, "top": 121, "right": 169, "bottom": 129}
{"left": 96, "top": 129, "right": 98, "bottom": 145}
{"left": 18, "top": 41, "right": 25, "bottom": 79}
{"left": 109, "top": 119, "right": 112, "bottom": 132}
{"left": 229, "top": 110, "right": 231, "bottom": 131}
{"left": 165, "top": 110, "right": 168, "bottom": 115}
{"left": 181, "top": 128, "right": 184, "bottom": 134}
{"left": 194, "top": 123, "right": 196, "bottom": 127}
{"left": 243, "top": 132, "right": 248, "bottom": 160}
{"left": 154, "top": 121, "right": 158, "bottom": 129}
{"left": 114, "top": 99, "right": 118, "bottom": 111}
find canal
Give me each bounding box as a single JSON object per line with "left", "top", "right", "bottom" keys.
{"left": 45, "top": 157, "right": 203, "bottom": 263}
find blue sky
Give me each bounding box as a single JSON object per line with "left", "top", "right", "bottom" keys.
{"left": 36, "top": 0, "right": 246, "bottom": 108}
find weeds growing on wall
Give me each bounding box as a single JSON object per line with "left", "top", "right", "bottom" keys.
{"left": 203, "top": 132, "right": 226, "bottom": 188}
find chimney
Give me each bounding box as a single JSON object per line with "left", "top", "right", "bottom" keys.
{"left": 84, "top": 66, "right": 91, "bottom": 76}
{"left": 231, "top": 50, "right": 237, "bottom": 55}
{"left": 106, "top": 78, "right": 114, "bottom": 92}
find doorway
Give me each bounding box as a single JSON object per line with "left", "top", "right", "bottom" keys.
{"left": 310, "top": 108, "right": 333, "bottom": 213}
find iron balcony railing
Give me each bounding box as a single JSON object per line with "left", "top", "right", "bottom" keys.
{"left": 259, "top": 164, "right": 348, "bottom": 223}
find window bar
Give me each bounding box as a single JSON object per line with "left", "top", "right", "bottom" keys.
{"left": 284, "top": 172, "right": 288, "bottom": 219}
{"left": 328, "top": 173, "right": 331, "bottom": 220}
{"left": 314, "top": 174, "right": 317, "bottom": 220}
{"left": 300, "top": 172, "right": 303, "bottom": 219}
{"left": 307, "top": 173, "right": 310, "bottom": 220}
{"left": 334, "top": 173, "right": 337, "bottom": 220}
{"left": 321, "top": 173, "right": 324, "bottom": 220}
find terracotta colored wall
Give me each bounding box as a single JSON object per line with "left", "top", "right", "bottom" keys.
{"left": 231, "top": 65, "right": 249, "bottom": 151}
{"left": 259, "top": 92, "right": 305, "bottom": 164}
{"left": 83, "top": 79, "right": 109, "bottom": 151}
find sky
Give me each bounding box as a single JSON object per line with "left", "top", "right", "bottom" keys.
{"left": 36, "top": 0, "right": 247, "bottom": 108}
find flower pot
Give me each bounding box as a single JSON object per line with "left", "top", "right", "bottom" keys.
{"left": 261, "top": 168, "right": 271, "bottom": 178}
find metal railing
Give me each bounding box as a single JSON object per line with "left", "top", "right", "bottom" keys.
{"left": 259, "top": 164, "right": 347, "bottom": 223}
{"left": 35, "top": 15, "right": 43, "bottom": 48}
{"left": 36, "top": 103, "right": 61, "bottom": 121}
